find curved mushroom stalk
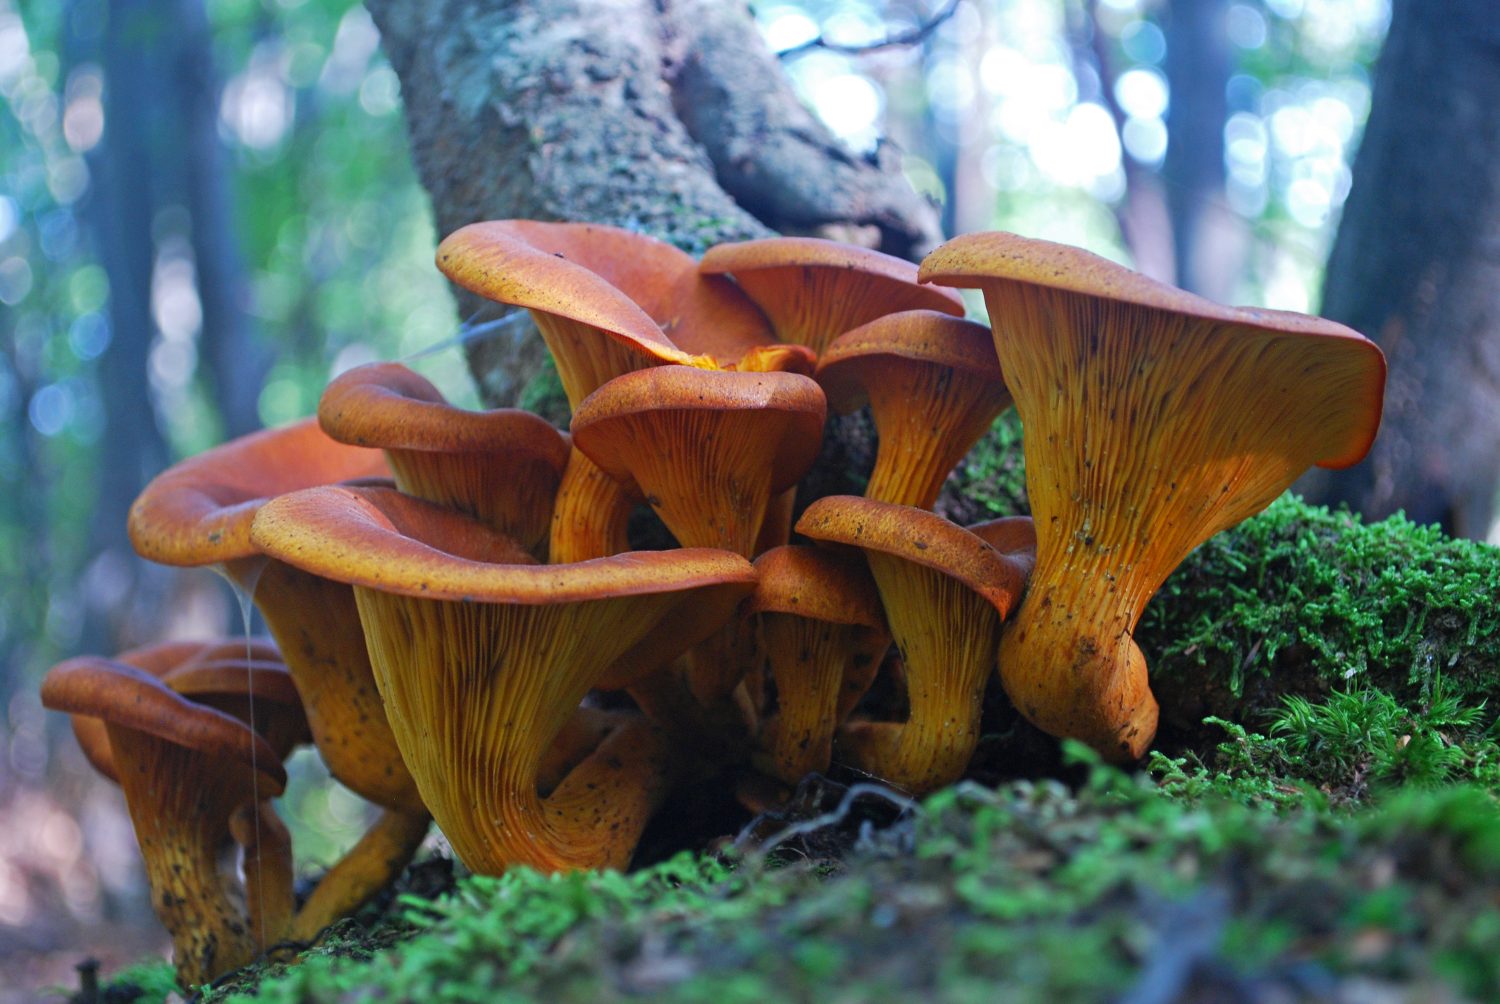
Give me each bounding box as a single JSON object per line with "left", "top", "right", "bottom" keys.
{"left": 921, "top": 230, "right": 1385, "bottom": 760}
{"left": 798, "top": 498, "right": 1033, "bottom": 795}
{"left": 229, "top": 801, "right": 297, "bottom": 952}
{"left": 247, "top": 558, "right": 426, "bottom": 815}
{"left": 41, "top": 660, "right": 288, "bottom": 988}
{"left": 319, "top": 362, "right": 568, "bottom": 558}
{"left": 817, "top": 310, "right": 1012, "bottom": 509}
{"left": 286, "top": 807, "right": 432, "bottom": 944}
{"left": 252, "top": 485, "right": 757, "bottom": 875}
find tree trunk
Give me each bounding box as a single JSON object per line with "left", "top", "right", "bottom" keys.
{"left": 78, "top": 0, "right": 176, "bottom": 657}
{"left": 365, "top": 0, "right": 943, "bottom": 405}
{"left": 1302, "top": 0, "right": 1500, "bottom": 538}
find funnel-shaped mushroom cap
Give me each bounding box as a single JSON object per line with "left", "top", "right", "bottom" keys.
{"left": 44, "top": 658, "right": 287, "bottom": 792}
{"left": 253, "top": 484, "right": 757, "bottom": 874}
{"left": 700, "top": 237, "right": 965, "bottom": 358}
{"left": 440, "top": 220, "right": 782, "bottom": 370}
{"left": 817, "top": 310, "right": 1012, "bottom": 509}
{"left": 797, "top": 496, "right": 1032, "bottom": 794}
{"left": 42, "top": 658, "right": 286, "bottom": 987}
{"left": 319, "top": 362, "right": 569, "bottom": 556}
{"left": 920, "top": 230, "right": 1386, "bottom": 760}
{"left": 571, "top": 366, "right": 827, "bottom": 556}
{"left": 128, "top": 417, "right": 389, "bottom": 566}
{"left": 436, "top": 221, "right": 716, "bottom": 408}
{"left": 66, "top": 639, "right": 305, "bottom": 782}
{"left": 746, "top": 545, "right": 890, "bottom": 784}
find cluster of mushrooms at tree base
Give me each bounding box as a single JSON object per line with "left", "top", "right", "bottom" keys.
{"left": 41, "top": 223, "right": 1386, "bottom": 988}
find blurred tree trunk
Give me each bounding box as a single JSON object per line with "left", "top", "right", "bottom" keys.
{"left": 365, "top": 0, "right": 943, "bottom": 405}
{"left": 78, "top": 0, "right": 263, "bottom": 655}
{"left": 175, "top": 0, "right": 270, "bottom": 440}
{"left": 1160, "top": 0, "right": 1242, "bottom": 302}
{"left": 78, "top": 0, "right": 175, "bottom": 657}
{"left": 1301, "top": 0, "right": 1500, "bottom": 538}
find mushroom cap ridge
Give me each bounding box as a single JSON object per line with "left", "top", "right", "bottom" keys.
{"left": 42, "top": 658, "right": 287, "bottom": 792}
{"left": 815, "top": 309, "right": 1001, "bottom": 414}
{"left": 796, "top": 495, "right": 1030, "bottom": 620}
{"left": 700, "top": 236, "right": 965, "bottom": 315}
{"left": 319, "top": 362, "right": 569, "bottom": 463}
{"left": 253, "top": 484, "right": 756, "bottom": 604}
{"left": 436, "top": 221, "right": 706, "bottom": 369}
{"left": 128, "top": 417, "right": 388, "bottom": 566}
{"left": 919, "top": 230, "right": 1385, "bottom": 469}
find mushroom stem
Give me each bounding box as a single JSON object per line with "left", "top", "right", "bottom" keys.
{"left": 549, "top": 446, "right": 634, "bottom": 563}
{"left": 107, "top": 726, "right": 263, "bottom": 988}
{"left": 836, "top": 556, "right": 1001, "bottom": 794}
{"left": 862, "top": 365, "right": 1006, "bottom": 509}
{"left": 289, "top": 808, "right": 432, "bottom": 944}
{"left": 757, "top": 616, "right": 863, "bottom": 784}
{"left": 999, "top": 590, "right": 1158, "bottom": 761}
{"left": 229, "top": 802, "right": 296, "bottom": 953}
{"left": 247, "top": 557, "right": 425, "bottom": 814}
{"left": 355, "top": 586, "right": 683, "bottom": 873}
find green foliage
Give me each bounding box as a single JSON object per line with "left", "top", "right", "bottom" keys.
{"left": 203, "top": 765, "right": 1500, "bottom": 1002}
{"left": 1151, "top": 683, "right": 1500, "bottom": 804}
{"left": 940, "top": 409, "right": 1028, "bottom": 522}
{"left": 1140, "top": 494, "right": 1500, "bottom": 727}
{"left": 94, "top": 958, "right": 178, "bottom": 1004}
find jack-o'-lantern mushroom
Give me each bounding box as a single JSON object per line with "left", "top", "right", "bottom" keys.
{"left": 920, "top": 230, "right": 1385, "bottom": 760}
{"left": 797, "top": 497, "right": 1034, "bottom": 795}
{"left": 700, "top": 236, "right": 965, "bottom": 359}
{"left": 41, "top": 659, "right": 288, "bottom": 988}
{"left": 252, "top": 484, "right": 758, "bottom": 874}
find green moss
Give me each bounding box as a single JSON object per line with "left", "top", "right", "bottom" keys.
{"left": 204, "top": 762, "right": 1500, "bottom": 1002}
{"left": 937, "top": 410, "right": 1028, "bottom": 523}
{"left": 516, "top": 355, "right": 571, "bottom": 428}
{"left": 92, "top": 959, "right": 178, "bottom": 1003}
{"left": 1140, "top": 494, "right": 1500, "bottom": 730}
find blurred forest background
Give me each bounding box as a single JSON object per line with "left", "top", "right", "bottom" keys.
{"left": 0, "top": 0, "right": 1495, "bottom": 995}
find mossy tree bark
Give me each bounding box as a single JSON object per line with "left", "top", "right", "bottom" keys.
{"left": 365, "top": 0, "right": 943, "bottom": 405}
{"left": 1300, "top": 0, "right": 1500, "bottom": 539}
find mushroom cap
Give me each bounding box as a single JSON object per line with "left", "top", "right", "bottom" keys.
{"left": 699, "top": 237, "right": 966, "bottom": 356}
{"left": 319, "top": 362, "right": 570, "bottom": 464}
{"left": 571, "top": 366, "right": 828, "bottom": 497}
{"left": 253, "top": 484, "right": 755, "bottom": 605}
{"left": 435, "top": 221, "right": 709, "bottom": 380}
{"left": 65, "top": 639, "right": 300, "bottom": 783}
{"left": 815, "top": 310, "right": 1003, "bottom": 414}
{"left": 43, "top": 657, "right": 287, "bottom": 794}
{"left": 128, "top": 417, "right": 389, "bottom": 565}
{"left": 919, "top": 230, "right": 1385, "bottom": 468}
{"left": 745, "top": 545, "right": 885, "bottom": 632}
{"left": 966, "top": 515, "right": 1038, "bottom": 571}
{"left": 795, "top": 495, "right": 1031, "bottom": 619}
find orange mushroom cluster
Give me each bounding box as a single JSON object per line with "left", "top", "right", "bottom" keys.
{"left": 41, "top": 222, "right": 1383, "bottom": 988}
